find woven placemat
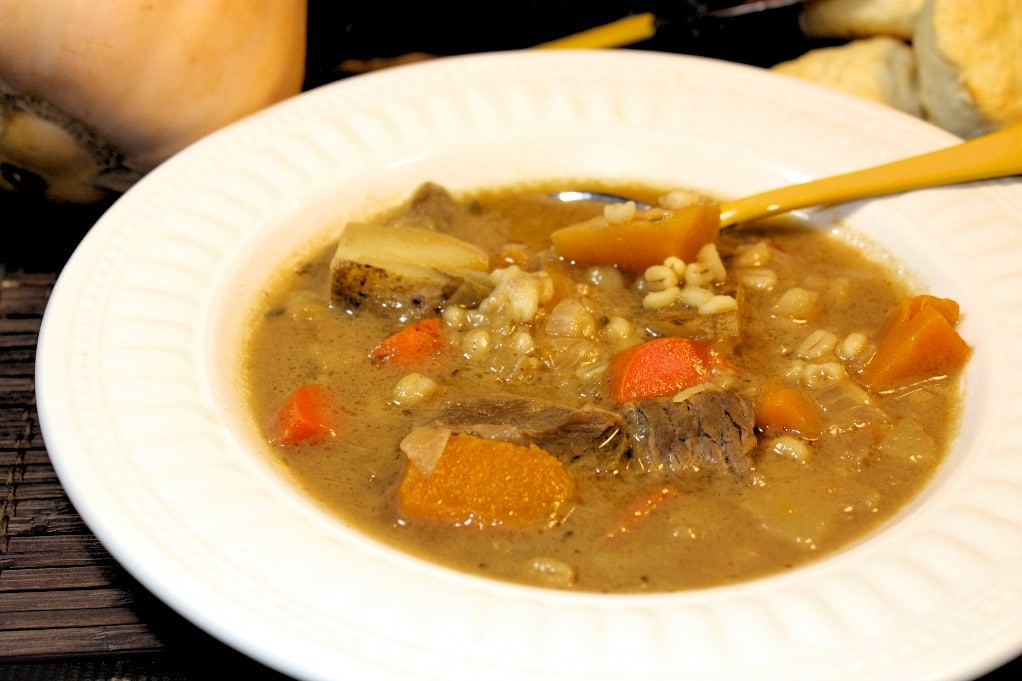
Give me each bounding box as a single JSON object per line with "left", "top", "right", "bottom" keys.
{"left": 0, "top": 271, "right": 297, "bottom": 679}
{"left": 1, "top": 272, "right": 164, "bottom": 660}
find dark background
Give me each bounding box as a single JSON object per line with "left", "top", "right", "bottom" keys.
{"left": 300, "top": 0, "right": 817, "bottom": 89}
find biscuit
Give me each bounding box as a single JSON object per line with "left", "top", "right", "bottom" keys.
{"left": 771, "top": 36, "right": 922, "bottom": 117}
{"left": 913, "top": 0, "right": 1022, "bottom": 138}
{"left": 799, "top": 0, "right": 926, "bottom": 40}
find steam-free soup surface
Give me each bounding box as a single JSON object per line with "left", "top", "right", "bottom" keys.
{"left": 243, "top": 182, "right": 967, "bottom": 593}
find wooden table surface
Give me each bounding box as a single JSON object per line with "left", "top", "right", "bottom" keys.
{"left": 0, "top": 270, "right": 293, "bottom": 680}
{"left": 3, "top": 3, "right": 1020, "bottom": 678}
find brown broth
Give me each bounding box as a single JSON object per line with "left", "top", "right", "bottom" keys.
{"left": 242, "top": 182, "right": 963, "bottom": 593}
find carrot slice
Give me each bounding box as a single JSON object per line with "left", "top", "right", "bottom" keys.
{"left": 607, "top": 337, "right": 725, "bottom": 404}
{"left": 860, "top": 295, "right": 971, "bottom": 391}
{"left": 755, "top": 379, "right": 822, "bottom": 438}
{"left": 551, "top": 202, "right": 721, "bottom": 272}
{"left": 369, "top": 317, "right": 446, "bottom": 367}
{"left": 268, "top": 383, "right": 341, "bottom": 445}
{"left": 397, "top": 432, "right": 577, "bottom": 529}
{"left": 605, "top": 485, "right": 678, "bottom": 540}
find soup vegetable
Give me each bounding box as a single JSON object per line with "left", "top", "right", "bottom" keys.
{"left": 243, "top": 181, "right": 970, "bottom": 593}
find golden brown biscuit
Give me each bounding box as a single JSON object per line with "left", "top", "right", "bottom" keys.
{"left": 913, "top": 0, "right": 1022, "bottom": 138}
{"left": 799, "top": 0, "right": 926, "bottom": 40}
{"left": 771, "top": 36, "right": 922, "bottom": 117}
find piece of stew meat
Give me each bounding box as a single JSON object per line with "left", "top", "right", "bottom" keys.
{"left": 429, "top": 395, "right": 626, "bottom": 470}
{"left": 620, "top": 390, "right": 758, "bottom": 478}
{"left": 427, "top": 390, "right": 757, "bottom": 479}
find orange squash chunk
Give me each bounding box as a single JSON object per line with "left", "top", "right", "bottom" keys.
{"left": 550, "top": 202, "right": 721, "bottom": 272}
{"left": 755, "top": 380, "right": 822, "bottom": 438}
{"left": 860, "top": 295, "right": 971, "bottom": 391}
{"left": 398, "top": 432, "right": 577, "bottom": 529}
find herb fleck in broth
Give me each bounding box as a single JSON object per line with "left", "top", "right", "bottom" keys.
{"left": 242, "top": 181, "right": 967, "bottom": 593}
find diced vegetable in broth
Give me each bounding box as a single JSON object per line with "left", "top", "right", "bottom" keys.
{"left": 330, "top": 222, "right": 493, "bottom": 319}
{"left": 243, "top": 181, "right": 969, "bottom": 593}
{"left": 551, "top": 201, "right": 721, "bottom": 271}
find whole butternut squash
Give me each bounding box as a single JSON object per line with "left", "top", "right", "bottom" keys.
{"left": 0, "top": 0, "right": 307, "bottom": 202}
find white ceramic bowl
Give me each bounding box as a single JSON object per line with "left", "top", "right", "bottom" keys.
{"left": 36, "top": 50, "right": 1022, "bottom": 681}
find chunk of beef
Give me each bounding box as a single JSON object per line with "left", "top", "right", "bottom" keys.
{"left": 620, "top": 390, "right": 757, "bottom": 478}
{"left": 385, "top": 181, "right": 462, "bottom": 232}
{"left": 423, "top": 389, "right": 756, "bottom": 480}
{"left": 428, "top": 394, "right": 626, "bottom": 467}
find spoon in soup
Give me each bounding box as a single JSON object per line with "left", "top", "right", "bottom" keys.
{"left": 552, "top": 122, "right": 1022, "bottom": 229}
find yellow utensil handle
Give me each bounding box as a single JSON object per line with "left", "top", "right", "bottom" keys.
{"left": 533, "top": 13, "right": 656, "bottom": 50}
{"left": 719, "top": 122, "right": 1022, "bottom": 226}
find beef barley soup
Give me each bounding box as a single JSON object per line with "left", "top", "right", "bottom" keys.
{"left": 242, "top": 181, "right": 970, "bottom": 593}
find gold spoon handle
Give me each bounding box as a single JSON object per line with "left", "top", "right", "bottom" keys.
{"left": 718, "top": 123, "right": 1022, "bottom": 227}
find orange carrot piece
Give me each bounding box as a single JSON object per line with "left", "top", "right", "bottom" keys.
{"left": 606, "top": 485, "right": 678, "bottom": 540}
{"left": 369, "top": 317, "right": 446, "bottom": 367}
{"left": 397, "top": 432, "right": 577, "bottom": 529}
{"left": 755, "top": 379, "right": 822, "bottom": 438}
{"left": 268, "top": 383, "right": 341, "bottom": 445}
{"left": 551, "top": 202, "right": 721, "bottom": 272}
{"left": 860, "top": 295, "right": 971, "bottom": 391}
{"left": 607, "top": 337, "right": 725, "bottom": 404}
